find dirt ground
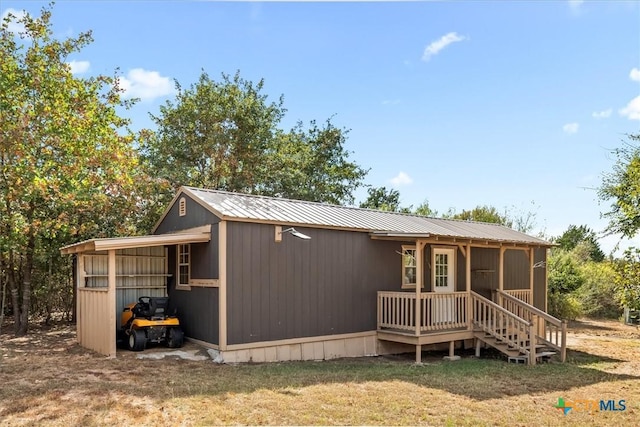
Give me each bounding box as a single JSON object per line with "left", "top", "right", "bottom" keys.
{"left": 0, "top": 318, "right": 639, "bottom": 426}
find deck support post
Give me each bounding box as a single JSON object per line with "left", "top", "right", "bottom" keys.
{"left": 528, "top": 315, "right": 537, "bottom": 366}
{"left": 416, "top": 345, "right": 422, "bottom": 364}
{"left": 561, "top": 320, "right": 567, "bottom": 362}
{"left": 449, "top": 340, "right": 455, "bottom": 357}
{"left": 475, "top": 338, "right": 481, "bottom": 358}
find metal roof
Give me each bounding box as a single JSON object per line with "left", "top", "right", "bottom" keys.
{"left": 60, "top": 225, "right": 212, "bottom": 254}
{"left": 183, "top": 187, "right": 551, "bottom": 246}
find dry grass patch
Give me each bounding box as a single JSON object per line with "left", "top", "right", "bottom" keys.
{"left": 1, "top": 319, "right": 639, "bottom": 426}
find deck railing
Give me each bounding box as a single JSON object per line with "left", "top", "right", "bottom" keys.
{"left": 471, "top": 291, "right": 535, "bottom": 364}
{"left": 503, "top": 289, "right": 532, "bottom": 305}
{"left": 496, "top": 289, "right": 567, "bottom": 362}
{"left": 377, "top": 291, "right": 468, "bottom": 333}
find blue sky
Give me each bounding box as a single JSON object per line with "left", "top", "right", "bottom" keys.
{"left": 3, "top": 1, "right": 640, "bottom": 254}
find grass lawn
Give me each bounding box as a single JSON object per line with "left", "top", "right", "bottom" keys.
{"left": 0, "top": 318, "right": 638, "bottom": 426}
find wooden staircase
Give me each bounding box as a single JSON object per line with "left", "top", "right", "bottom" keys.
{"left": 470, "top": 291, "right": 566, "bottom": 365}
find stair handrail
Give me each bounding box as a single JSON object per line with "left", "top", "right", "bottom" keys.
{"left": 496, "top": 289, "right": 567, "bottom": 362}
{"left": 496, "top": 289, "right": 561, "bottom": 326}
{"left": 470, "top": 291, "right": 533, "bottom": 356}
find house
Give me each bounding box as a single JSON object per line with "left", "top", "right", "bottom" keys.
{"left": 60, "top": 187, "right": 566, "bottom": 364}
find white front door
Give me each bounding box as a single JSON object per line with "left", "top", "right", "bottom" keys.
{"left": 433, "top": 247, "right": 456, "bottom": 323}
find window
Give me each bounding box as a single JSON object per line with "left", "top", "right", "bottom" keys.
{"left": 401, "top": 245, "right": 419, "bottom": 289}
{"left": 179, "top": 197, "right": 186, "bottom": 216}
{"left": 177, "top": 244, "right": 190, "bottom": 289}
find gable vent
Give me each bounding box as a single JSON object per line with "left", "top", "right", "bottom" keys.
{"left": 179, "top": 197, "right": 186, "bottom": 217}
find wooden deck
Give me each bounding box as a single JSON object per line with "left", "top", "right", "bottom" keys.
{"left": 376, "top": 290, "right": 566, "bottom": 365}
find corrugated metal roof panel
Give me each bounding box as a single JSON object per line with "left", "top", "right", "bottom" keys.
{"left": 184, "top": 187, "right": 551, "bottom": 246}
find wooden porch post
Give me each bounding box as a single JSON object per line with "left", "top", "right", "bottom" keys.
{"left": 76, "top": 254, "right": 85, "bottom": 347}
{"left": 415, "top": 240, "right": 423, "bottom": 337}
{"left": 498, "top": 247, "right": 506, "bottom": 305}
{"left": 415, "top": 240, "right": 424, "bottom": 363}
{"left": 466, "top": 244, "right": 472, "bottom": 330}
{"left": 107, "top": 249, "right": 117, "bottom": 358}
{"left": 529, "top": 248, "right": 535, "bottom": 302}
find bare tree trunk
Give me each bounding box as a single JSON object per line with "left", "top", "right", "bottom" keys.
{"left": 8, "top": 251, "right": 21, "bottom": 335}
{"left": 0, "top": 257, "right": 6, "bottom": 335}
{"left": 16, "top": 229, "right": 35, "bottom": 336}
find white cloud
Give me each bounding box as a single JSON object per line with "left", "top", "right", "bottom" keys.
{"left": 422, "top": 32, "right": 466, "bottom": 62}
{"left": 1, "top": 8, "right": 28, "bottom": 34}
{"left": 67, "top": 60, "right": 90, "bottom": 75}
{"left": 382, "top": 99, "right": 400, "bottom": 105}
{"left": 630, "top": 68, "right": 640, "bottom": 82}
{"left": 563, "top": 122, "right": 579, "bottom": 134}
{"left": 592, "top": 108, "right": 612, "bottom": 119}
{"left": 619, "top": 96, "right": 640, "bottom": 120}
{"left": 390, "top": 171, "right": 413, "bottom": 186}
{"left": 117, "top": 68, "right": 174, "bottom": 101}
{"left": 568, "top": 0, "right": 584, "bottom": 12}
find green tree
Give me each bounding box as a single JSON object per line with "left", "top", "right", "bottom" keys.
{"left": 555, "top": 225, "right": 605, "bottom": 262}
{"left": 413, "top": 199, "right": 437, "bottom": 217}
{"left": 547, "top": 250, "right": 585, "bottom": 319}
{"left": 0, "top": 6, "right": 143, "bottom": 334}
{"left": 577, "top": 261, "right": 620, "bottom": 318}
{"left": 265, "top": 119, "right": 368, "bottom": 205}
{"left": 446, "top": 205, "right": 512, "bottom": 226}
{"left": 359, "top": 186, "right": 402, "bottom": 211}
{"left": 599, "top": 133, "right": 640, "bottom": 238}
{"left": 143, "top": 71, "right": 368, "bottom": 208}
{"left": 614, "top": 248, "right": 640, "bottom": 311}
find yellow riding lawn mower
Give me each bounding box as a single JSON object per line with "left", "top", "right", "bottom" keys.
{"left": 120, "top": 296, "right": 184, "bottom": 351}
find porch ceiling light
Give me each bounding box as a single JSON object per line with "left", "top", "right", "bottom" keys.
{"left": 280, "top": 227, "right": 311, "bottom": 240}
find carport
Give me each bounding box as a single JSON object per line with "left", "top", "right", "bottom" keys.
{"left": 60, "top": 226, "right": 211, "bottom": 357}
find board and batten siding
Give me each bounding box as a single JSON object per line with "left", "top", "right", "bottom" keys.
{"left": 156, "top": 192, "right": 222, "bottom": 345}
{"left": 470, "top": 246, "right": 546, "bottom": 310}
{"left": 166, "top": 244, "right": 220, "bottom": 344}
{"left": 226, "top": 222, "right": 404, "bottom": 346}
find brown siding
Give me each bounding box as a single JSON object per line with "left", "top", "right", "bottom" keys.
{"left": 533, "top": 247, "right": 547, "bottom": 311}
{"left": 504, "top": 249, "right": 530, "bottom": 290}
{"left": 166, "top": 245, "right": 220, "bottom": 344}
{"left": 470, "top": 247, "right": 499, "bottom": 299}
{"left": 155, "top": 193, "right": 220, "bottom": 234}
{"left": 156, "top": 194, "right": 222, "bottom": 345}
{"left": 226, "top": 222, "right": 407, "bottom": 345}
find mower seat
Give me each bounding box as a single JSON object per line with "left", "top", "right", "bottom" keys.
{"left": 147, "top": 297, "right": 170, "bottom": 318}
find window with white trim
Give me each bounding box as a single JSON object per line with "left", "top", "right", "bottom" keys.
{"left": 178, "top": 244, "right": 190, "bottom": 288}
{"left": 401, "top": 245, "right": 419, "bottom": 289}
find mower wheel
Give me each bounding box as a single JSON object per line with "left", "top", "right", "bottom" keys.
{"left": 128, "top": 329, "right": 147, "bottom": 351}
{"left": 167, "top": 327, "right": 184, "bottom": 348}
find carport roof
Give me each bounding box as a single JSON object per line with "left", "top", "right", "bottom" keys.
{"left": 60, "top": 225, "right": 211, "bottom": 255}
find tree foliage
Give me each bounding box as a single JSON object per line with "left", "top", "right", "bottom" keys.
{"left": 614, "top": 248, "right": 640, "bottom": 310}
{"left": 599, "top": 133, "right": 640, "bottom": 238}
{"left": 555, "top": 224, "right": 605, "bottom": 262}
{"left": 359, "top": 186, "right": 403, "bottom": 211}
{"left": 143, "top": 71, "right": 368, "bottom": 208}
{"left": 0, "top": 5, "right": 144, "bottom": 334}
{"left": 445, "top": 205, "right": 512, "bottom": 226}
